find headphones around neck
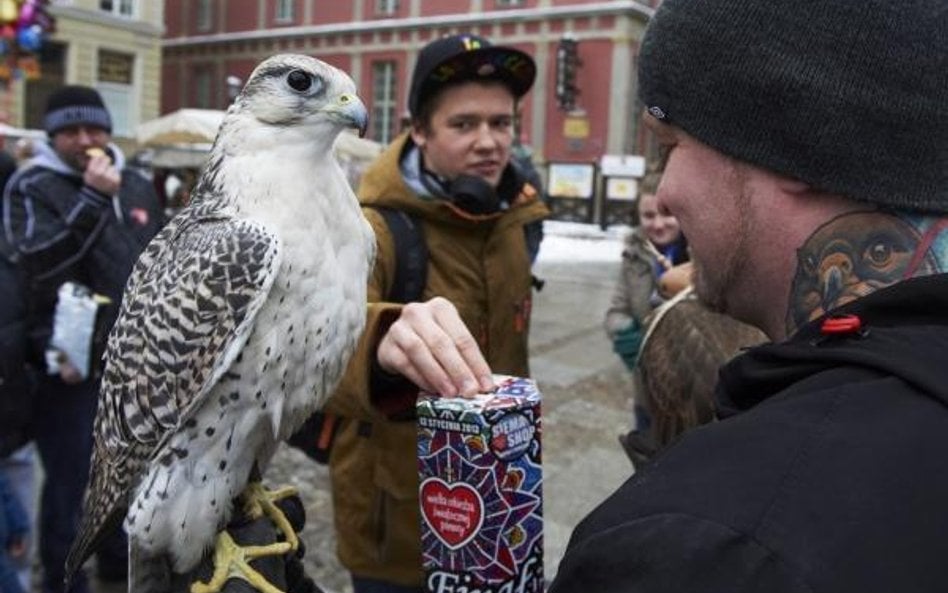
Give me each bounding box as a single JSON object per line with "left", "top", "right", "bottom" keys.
{"left": 419, "top": 162, "right": 523, "bottom": 217}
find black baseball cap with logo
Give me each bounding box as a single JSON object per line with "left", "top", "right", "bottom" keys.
{"left": 408, "top": 34, "right": 536, "bottom": 116}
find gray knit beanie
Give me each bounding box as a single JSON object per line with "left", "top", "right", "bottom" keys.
{"left": 638, "top": 0, "right": 948, "bottom": 214}
{"left": 44, "top": 85, "right": 112, "bottom": 137}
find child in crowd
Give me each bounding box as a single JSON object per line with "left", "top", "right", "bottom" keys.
{"left": 604, "top": 191, "right": 689, "bottom": 429}
{"left": 0, "top": 471, "right": 29, "bottom": 593}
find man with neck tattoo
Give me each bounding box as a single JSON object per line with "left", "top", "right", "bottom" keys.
{"left": 549, "top": 1, "right": 948, "bottom": 592}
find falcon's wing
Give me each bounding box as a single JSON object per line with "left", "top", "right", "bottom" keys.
{"left": 100, "top": 210, "right": 282, "bottom": 455}
{"left": 639, "top": 291, "right": 766, "bottom": 448}
{"left": 67, "top": 207, "right": 282, "bottom": 578}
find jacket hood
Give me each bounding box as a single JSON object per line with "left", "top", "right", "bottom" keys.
{"left": 718, "top": 274, "right": 948, "bottom": 416}
{"left": 357, "top": 132, "right": 546, "bottom": 230}
{"left": 624, "top": 227, "right": 648, "bottom": 248}
{"left": 358, "top": 132, "right": 464, "bottom": 223}
{"left": 622, "top": 228, "right": 653, "bottom": 260}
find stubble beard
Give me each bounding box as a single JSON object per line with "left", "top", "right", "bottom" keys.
{"left": 690, "top": 187, "right": 752, "bottom": 318}
{"left": 691, "top": 256, "right": 731, "bottom": 314}
{"left": 60, "top": 151, "right": 86, "bottom": 174}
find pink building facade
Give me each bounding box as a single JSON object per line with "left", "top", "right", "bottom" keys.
{"left": 162, "top": 0, "right": 659, "bottom": 169}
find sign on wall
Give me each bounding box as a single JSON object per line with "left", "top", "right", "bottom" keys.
{"left": 605, "top": 177, "right": 638, "bottom": 201}
{"left": 548, "top": 162, "right": 596, "bottom": 199}
{"left": 599, "top": 154, "right": 645, "bottom": 178}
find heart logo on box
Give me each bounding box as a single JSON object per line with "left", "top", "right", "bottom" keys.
{"left": 420, "top": 478, "right": 484, "bottom": 549}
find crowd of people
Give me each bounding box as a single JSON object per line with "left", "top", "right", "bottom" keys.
{"left": 0, "top": 85, "right": 164, "bottom": 593}
{"left": 2, "top": 0, "right": 946, "bottom": 590}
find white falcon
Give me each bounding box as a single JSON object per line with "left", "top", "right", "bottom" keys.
{"left": 65, "top": 54, "right": 375, "bottom": 591}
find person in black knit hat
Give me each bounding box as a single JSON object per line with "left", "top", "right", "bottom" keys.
{"left": 550, "top": 0, "right": 948, "bottom": 591}
{"left": 2, "top": 84, "right": 164, "bottom": 593}
{"left": 43, "top": 85, "right": 114, "bottom": 137}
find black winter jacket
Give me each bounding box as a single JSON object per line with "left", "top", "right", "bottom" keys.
{"left": 550, "top": 274, "right": 948, "bottom": 593}
{"left": 0, "top": 245, "right": 32, "bottom": 456}
{"left": 2, "top": 141, "right": 163, "bottom": 372}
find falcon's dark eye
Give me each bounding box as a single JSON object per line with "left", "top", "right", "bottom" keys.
{"left": 286, "top": 70, "right": 312, "bottom": 92}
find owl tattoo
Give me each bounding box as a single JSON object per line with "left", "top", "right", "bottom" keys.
{"left": 787, "top": 211, "right": 936, "bottom": 332}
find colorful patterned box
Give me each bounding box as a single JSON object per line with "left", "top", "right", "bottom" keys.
{"left": 417, "top": 375, "right": 543, "bottom": 593}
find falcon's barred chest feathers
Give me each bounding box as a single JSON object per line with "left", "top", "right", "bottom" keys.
{"left": 66, "top": 55, "right": 375, "bottom": 584}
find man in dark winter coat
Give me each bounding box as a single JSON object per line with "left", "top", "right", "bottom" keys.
{"left": 549, "top": 1, "right": 948, "bottom": 592}
{"left": 0, "top": 248, "right": 32, "bottom": 459}
{"left": 2, "top": 85, "right": 163, "bottom": 593}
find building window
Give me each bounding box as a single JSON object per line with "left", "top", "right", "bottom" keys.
{"left": 495, "top": 0, "right": 525, "bottom": 7}
{"left": 97, "top": 50, "right": 135, "bottom": 137}
{"left": 275, "top": 0, "right": 295, "bottom": 22}
{"left": 376, "top": 0, "right": 398, "bottom": 16}
{"left": 100, "top": 0, "right": 137, "bottom": 17}
{"left": 196, "top": 0, "right": 213, "bottom": 32}
{"left": 371, "top": 61, "right": 397, "bottom": 145}
{"left": 194, "top": 68, "right": 212, "bottom": 109}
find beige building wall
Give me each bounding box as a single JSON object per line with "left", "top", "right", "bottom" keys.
{"left": 6, "top": 0, "right": 163, "bottom": 148}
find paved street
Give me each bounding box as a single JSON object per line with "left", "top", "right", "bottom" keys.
{"left": 529, "top": 235, "right": 638, "bottom": 583}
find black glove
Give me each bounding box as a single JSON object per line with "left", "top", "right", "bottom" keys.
{"left": 173, "top": 490, "right": 324, "bottom": 593}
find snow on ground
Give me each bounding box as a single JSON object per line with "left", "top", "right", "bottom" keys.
{"left": 537, "top": 220, "right": 629, "bottom": 263}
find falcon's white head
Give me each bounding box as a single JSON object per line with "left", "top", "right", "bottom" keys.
{"left": 212, "top": 54, "right": 368, "bottom": 158}
{"left": 195, "top": 54, "right": 369, "bottom": 205}
{"left": 238, "top": 54, "right": 367, "bottom": 133}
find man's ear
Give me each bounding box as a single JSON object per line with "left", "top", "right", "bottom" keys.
{"left": 774, "top": 174, "right": 811, "bottom": 195}
{"left": 409, "top": 124, "right": 427, "bottom": 150}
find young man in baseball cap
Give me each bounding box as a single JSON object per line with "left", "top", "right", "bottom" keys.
{"left": 317, "top": 35, "right": 547, "bottom": 593}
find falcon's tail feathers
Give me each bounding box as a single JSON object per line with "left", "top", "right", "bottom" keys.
{"left": 129, "top": 537, "right": 174, "bottom": 593}
{"left": 64, "top": 503, "right": 126, "bottom": 590}
{"left": 64, "top": 451, "right": 130, "bottom": 588}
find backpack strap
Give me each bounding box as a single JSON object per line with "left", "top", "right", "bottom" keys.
{"left": 374, "top": 206, "right": 428, "bottom": 304}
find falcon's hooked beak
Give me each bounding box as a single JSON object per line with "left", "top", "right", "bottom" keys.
{"left": 330, "top": 93, "right": 369, "bottom": 138}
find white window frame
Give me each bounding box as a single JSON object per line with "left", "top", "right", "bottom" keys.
{"left": 275, "top": 0, "right": 295, "bottom": 23}
{"left": 495, "top": 0, "right": 525, "bottom": 7}
{"left": 196, "top": 0, "right": 213, "bottom": 32}
{"left": 371, "top": 61, "right": 397, "bottom": 145}
{"left": 96, "top": 49, "right": 138, "bottom": 138}
{"left": 376, "top": 0, "right": 398, "bottom": 16}
{"left": 99, "top": 0, "right": 138, "bottom": 18}
{"left": 194, "top": 69, "right": 212, "bottom": 109}
{"left": 97, "top": 83, "right": 135, "bottom": 138}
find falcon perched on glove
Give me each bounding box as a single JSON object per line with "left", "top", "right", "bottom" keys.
{"left": 65, "top": 54, "right": 375, "bottom": 593}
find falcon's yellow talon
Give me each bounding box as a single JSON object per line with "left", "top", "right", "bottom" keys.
{"left": 189, "top": 482, "right": 301, "bottom": 593}
{"left": 243, "top": 482, "right": 300, "bottom": 551}
{"left": 189, "top": 531, "right": 290, "bottom": 593}
{"left": 264, "top": 484, "right": 298, "bottom": 500}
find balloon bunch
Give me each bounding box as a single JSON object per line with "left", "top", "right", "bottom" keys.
{"left": 0, "top": 0, "right": 55, "bottom": 56}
